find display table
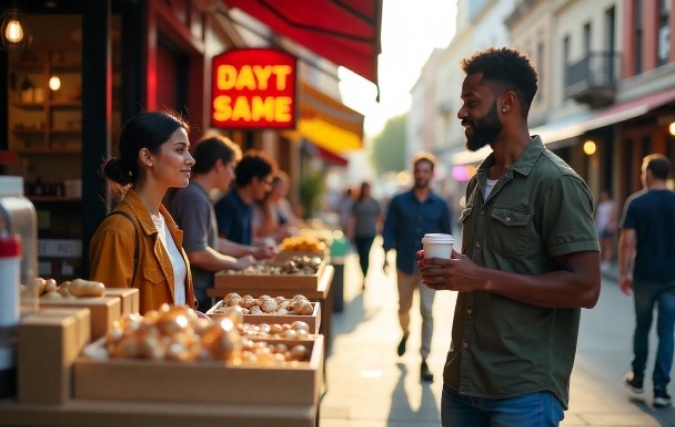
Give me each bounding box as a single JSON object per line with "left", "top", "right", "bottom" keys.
{"left": 0, "top": 399, "right": 316, "bottom": 427}
{"left": 208, "top": 264, "right": 335, "bottom": 356}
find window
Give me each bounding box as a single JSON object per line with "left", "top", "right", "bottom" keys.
{"left": 658, "top": 0, "right": 670, "bottom": 65}
{"left": 536, "top": 42, "right": 544, "bottom": 101}
{"left": 563, "top": 35, "right": 570, "bottom": 88}
{"left": 634, "top": 0, "right": 643, "bottom": 74}
{"left": 583, "top": 22, "right": 592, "bottom": 56}
{"left": 605, "top": 6, "right": 616, "bottom": 81}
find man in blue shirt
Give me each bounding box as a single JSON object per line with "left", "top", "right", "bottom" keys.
{"left": 382, "top": 152, "right": 452, "bottom": 382}
{"left": 215, "top": 150, "right": 277, "bottom": 245}
{"left": 619, "top": 154, "right": 675, "bottom": 408}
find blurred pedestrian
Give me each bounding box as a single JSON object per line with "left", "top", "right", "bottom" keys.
{"left": 619, "top": 154, "right": 675, "bottom": 409}
{"left": 337, "top": 187, "right": 354, "bottom": 233}
{"left": 89, "top": 111, "right": 197, "bottom": 314}
{"left": 165, "top": 135, "right": 267, "bottom": 311}
{"left": 595, "top": 189, "right": 618, "bottom": 271}
{"left": 252, "top": 170, "right": 300, "bottom": 243}
{"left": 418, "top": 48, "right": 600, "bottom": 426}
{"left": 347, "top": 181, "right": 382, "bottom": 290}
{"left": 382, "top": 152, "right": 452, "bottom": 382}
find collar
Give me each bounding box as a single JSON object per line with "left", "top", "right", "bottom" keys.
{"left": 121, "top": 188, "right": 179, "bottom": 236}
{"left": 476, "top": 135, "right": 545, "bottom": 178}
{"left": 405, "top": 188, "right": 436, "bottom": 203}
{"left": 231, "top": 189, "right": 253, "bottom": 209}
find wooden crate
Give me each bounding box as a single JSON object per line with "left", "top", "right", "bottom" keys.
{"left": 73, "top": 336, "right": 323, "bottom": 406}
{"left": 214, "top": 260, "right": 325, "bottom": 291}
{"left": 206, "top": 300, "right": 321, "bottom": 334}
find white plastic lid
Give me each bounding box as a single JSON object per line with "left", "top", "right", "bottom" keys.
{"left": 0, "top": 176, "right": 24, "bottom": 197}
{"left": 422, "top": 233, "right": 454, "bottom": 242}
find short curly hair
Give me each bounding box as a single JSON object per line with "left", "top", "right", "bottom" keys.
{"left": 461, "top": 47, "right": 538, "bottom": 116}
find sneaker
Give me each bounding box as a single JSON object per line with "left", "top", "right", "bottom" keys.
{"left": 397, "top": 335, "right": 408, "bottom": 356}
{"left": 654, "top": 389, "right": 671, "bottom": 408}
{"left": 420, "top": 360, "right": 434, "bottom": 382}
{"left": 624, "top": 372, "right": 644, "bottom": 394}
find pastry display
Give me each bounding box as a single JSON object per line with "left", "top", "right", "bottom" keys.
{"left": 225, "top": 256, "right": 322, "bottom": 276}
{"left": 279, "top": 236, "right": 326, "bottom": 252}
{"left": 213, "top": 293, "right": 314, "bottom": 315}
{"left": 35, "top": 277, "right": 106, "bottom": 300}
{"left": 84, "top": 304, "right": 314, "bottom": 365}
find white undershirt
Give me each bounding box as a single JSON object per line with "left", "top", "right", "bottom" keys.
{"left": 484, "top": 178, "right": 499, "bottom": 198}
{"left": 152, "top": 214, "right": 187, "bottom": 305}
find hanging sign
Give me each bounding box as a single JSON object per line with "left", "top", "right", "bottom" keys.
{"left": 211, "top": 48, "right": 297, "bottom": 129}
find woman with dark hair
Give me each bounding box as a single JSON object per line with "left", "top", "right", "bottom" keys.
{"left": 347, "top": 181, "right": 382, "bottom": 290}
{"left": 252, "top": 170, "right": 300, "bottom": 243}
{"left": 89, "top": 111, "right": 197, "bottom": 314}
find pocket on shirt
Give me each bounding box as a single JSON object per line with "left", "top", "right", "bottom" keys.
{"left": 488, "top": 206, "right": 531, "bottom": 258}
{"left": 143, "top": 266, "right": 169, "bottom": 286}
{"left": 458, "top": 207, "right": 473, "bottom": 223}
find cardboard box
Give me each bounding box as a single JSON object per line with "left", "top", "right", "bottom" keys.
{"left": 40, "top": 296, "right": 121, "bottom": 341}
{"left": 38, "top": 307, "right": 91, "bottom": 350}
{"left": 18, "top": 312, "right": 86, "bottom": 404}
{"left": 214, "top": 260, "right": 326, "bottom": 291}
{"left": 206, "top": 300, "right": 321, "bottom": 334}
{"left": 74, "top": 336, "right": 323, "bottom": 406}
{"left": 104, "top": 288, "right": 140, "bottom": 315}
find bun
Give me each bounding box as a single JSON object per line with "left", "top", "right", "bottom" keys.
{"left": 102, "top": 157, "right": 133, "bottom": 186}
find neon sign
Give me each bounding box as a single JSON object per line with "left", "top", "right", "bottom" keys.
{"left": 211, "top": 49, "right": 296, "bottom": 129}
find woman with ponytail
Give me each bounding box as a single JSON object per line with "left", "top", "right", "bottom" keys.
{"left": 89, "top": 111, "right": 197, "bottom": 313}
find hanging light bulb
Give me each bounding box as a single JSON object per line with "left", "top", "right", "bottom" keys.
{"left": 0, "top": 7, "right": 32, "bottom": 51}
{"left": 5, "top": 17, "right": 22, "bottom": 42}
{"left": 49, "top": 75, "right": 61, "bottom": 91}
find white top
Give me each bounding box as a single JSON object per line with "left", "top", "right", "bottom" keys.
{"left": 484, "top": 178, "right": 499, "bottom": 198}
{"left": 595, "top": 200, "right": 616, "bottom": 231}
{"left": 152, "top": 214, "right": 187, "bottom": 305}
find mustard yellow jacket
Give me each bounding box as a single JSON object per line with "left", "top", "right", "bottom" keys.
{"left": 89, "top": 189, "right": 197, "bottom": 314}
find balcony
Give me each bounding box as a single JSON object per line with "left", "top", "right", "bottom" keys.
{"left": 565, "top": 52, "right": 620, "bottom": 108}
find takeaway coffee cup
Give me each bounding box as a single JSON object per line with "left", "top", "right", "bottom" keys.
{"left": 422, "top": 233, "right": 454, "bottom": 259}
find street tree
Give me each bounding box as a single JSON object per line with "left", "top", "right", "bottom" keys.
{"left": 371, "top": 114, "right": 407, "bottom": 175}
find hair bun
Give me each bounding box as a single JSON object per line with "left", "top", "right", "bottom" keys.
{"left": 102, "top": 157, "right": 133, "bottom": 186}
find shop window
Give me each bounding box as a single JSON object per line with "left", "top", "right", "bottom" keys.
{"left": 658, "top": 0, "right": 671, "bottom": 66}
{"left": 536, "top": 41, "right": 544, "bottom": 102}
{"left": 634, "top": 0, "right": 643, "bottom": 74}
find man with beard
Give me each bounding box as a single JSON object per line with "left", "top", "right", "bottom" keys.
{"left": 382, "top": 152, "right": 452, "bottom": 382}
{"left": 418, "top": 48, "right": 600, "bottom": 426}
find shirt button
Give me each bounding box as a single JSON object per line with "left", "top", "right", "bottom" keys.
{"left": 467, "top": 308, "right": 472, "bottom": 315}
{"left": 475, "top": 241, "right": 481, "bottom": 248}
{"left": 462, "top": 342, "right": 469, "bottom": 349}
{"left": 505, "top": 217, "right": 511, "bottom": 222}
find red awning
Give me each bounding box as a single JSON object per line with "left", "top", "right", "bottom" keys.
{"left": 316, "top": 145, "right": 349, "bottom": 167}
{"left": 223, "top": 0, "right": 382, "bottom": 86}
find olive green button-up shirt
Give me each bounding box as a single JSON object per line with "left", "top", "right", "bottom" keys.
{"left": 444, "top": 136, "right": 599, "bottom": 407}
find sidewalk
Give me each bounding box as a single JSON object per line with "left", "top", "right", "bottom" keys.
{"left": 320, "top": 246, "right": 675, "bottom": 427}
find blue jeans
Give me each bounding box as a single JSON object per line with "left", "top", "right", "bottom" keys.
{"left": 441, "top": 386, "right": 564, "bottom": 427}
{"left": 632, "top": 284, "right": 675, "bottom": 390}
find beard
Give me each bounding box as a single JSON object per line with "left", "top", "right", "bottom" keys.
{"left": 465, "top": 103, "right": 503, "bottom": 152}
{"left": 413, "top": 178, "right": 429, "bottom": 190}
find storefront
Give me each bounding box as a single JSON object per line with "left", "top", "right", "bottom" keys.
{"left": 1, "top": 0, "right": 381, "bottom": 278}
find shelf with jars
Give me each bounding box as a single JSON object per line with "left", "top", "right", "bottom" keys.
{"left": 8, "top": 44, "right": 83, "bottom": 155}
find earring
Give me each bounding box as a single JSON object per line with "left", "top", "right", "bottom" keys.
{"left": 502, "top": 107, "right": 507, "bottom": 113}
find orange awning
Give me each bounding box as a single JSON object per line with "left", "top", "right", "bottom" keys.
{"left": 284, "top": 82, "right": 364, "bottom": 153}
{"left": 223, "top": 0, "right": 382, "bottom": 86}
